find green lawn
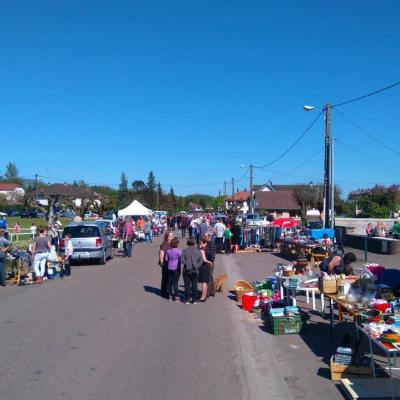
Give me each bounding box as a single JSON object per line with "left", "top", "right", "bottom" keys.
{"left": 5, "top": 217, "right": 73, "bottom": 230}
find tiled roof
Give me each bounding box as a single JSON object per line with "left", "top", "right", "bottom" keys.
{"left": 226, "top": 191, "right": 250, "bottom": 202}
{"left": 0, "top": 183, "right": 20, "bottom": 191}
{"left": 255, "top": 191, "right": 301, "bottom": 210}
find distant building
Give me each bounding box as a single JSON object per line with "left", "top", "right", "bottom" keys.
{"left": 225, "top": 191, "right": 250, "bottom": 214}
{"left": 0, "top": 183, "right": 25, "bottom": 201}
{"left": 254, "top": 191, "right": 301, "bottom": 218}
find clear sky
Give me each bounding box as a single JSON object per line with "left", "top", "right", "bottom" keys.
{"left": 1, "top": 1, "right": 399, "bottom": 197}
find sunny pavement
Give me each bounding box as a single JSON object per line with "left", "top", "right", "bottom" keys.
{"left": 0, "top": 236, "right": 248, "bottom": 400}
{"left": 1, "top": 237, "right": 399, "bottom": 400}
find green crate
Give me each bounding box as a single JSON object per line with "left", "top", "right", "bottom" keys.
{"left": 269, "top": 314, "right": 303, "bottom": 335}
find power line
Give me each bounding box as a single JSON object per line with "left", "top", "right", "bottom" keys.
{"left": 332, "top": 80, "right": 400, "bottom": 108}
{"left": 335, "top": 139, "right": 399, "bottom": 174}
{"left": 255, "top": 111, "right": 323, "bottom": 169}
{"left": 334, "top": 108, "right": 400, "bottom": 157}
{"left": 287, "top": 147, "right": 323, "bottom": 174}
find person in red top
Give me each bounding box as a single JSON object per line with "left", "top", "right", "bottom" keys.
{"left": 124, "top": 218, "right": 134, "bottom": 257}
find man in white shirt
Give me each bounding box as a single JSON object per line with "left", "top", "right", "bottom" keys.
{"left": 213, "top": 219, "right": 226, "bottom": 253}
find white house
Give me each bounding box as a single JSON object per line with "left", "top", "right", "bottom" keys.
{"left": 0, "top": 183, "right": 25, "bottom": 201}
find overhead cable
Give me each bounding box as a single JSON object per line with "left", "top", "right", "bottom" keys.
{"left": 334, "top": 108, "right": 400, "bottom": 157}
{"left": 255, "top": 111, "right": 323, "bottom": 169}
{"left": 332, "top": 80, "right": 400, "bottom": 108}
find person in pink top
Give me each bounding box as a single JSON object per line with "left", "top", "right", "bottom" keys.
{"left": 124, "top": 218, "right": 134, "bottom": 257}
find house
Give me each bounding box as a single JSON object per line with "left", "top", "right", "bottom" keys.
{"left": 0, "top": 183, "right": 25, "bottom": 201}
{"left": 225, "top": 191, "right": 250, "bottom": 214}
{"left": 254, "top": 191, "right": 301, "bottom": 218}
{"left": 253, "top": 182, "right": 299, "bottom": 192}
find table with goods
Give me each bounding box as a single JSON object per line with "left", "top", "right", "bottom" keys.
{"left": 234, "top": 262, "right": 400, "bottom": 399}
{"left": 318, "top": 264, "right": 400, "bottom": 399}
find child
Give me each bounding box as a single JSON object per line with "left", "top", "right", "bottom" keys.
{"left": 165, "top": 237, "right": 182, "bottom": 302}
{"left": 224, "top": 225, "right": 233, "bottom": 255}
{"left": 63, "top": 233, "right": 74, "bottom": 277}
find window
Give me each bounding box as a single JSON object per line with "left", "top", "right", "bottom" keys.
{"left": 63, "top": 226, "right": 100, "bottom": 238}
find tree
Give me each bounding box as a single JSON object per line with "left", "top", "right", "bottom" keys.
{"left": 34, "top": 184, "right": 96, "bottom": 223}
{"left": 4, "top": 162, "right": 19, "bottom": 181}
{"left": 144, "top": 171, "right": 157, "bottom": 209}
{"left": 156, "top": 182, "right": 164, "bottom": 210}
{"left": 166, "top": 187, "right": 176, "bottom": 213}
{"left": 212, "top": 195, "right": 225, "bottom": 211}
{"left": 348, "top": 185, "right": 400, "bottom": 218}
{"left": 117, "top": 172, "right": 130, "bottom": 209}
{"left": 132, "top": 180, "right": 146, "bottom": 193}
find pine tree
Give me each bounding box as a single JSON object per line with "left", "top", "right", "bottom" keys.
{"left": 4, "top": 162, "right": 19, "bottom": 181}
{"left": 167, "top": 187, "right": 176, "bottom": 212}
{"left": 157, "top": 182, "right": 163, "bottom": 210}
{"left": 117, "top": 172, "right": 130, "bottom": 208}
{"left": 145, "top": 171, "right": 157, "bottom": 209}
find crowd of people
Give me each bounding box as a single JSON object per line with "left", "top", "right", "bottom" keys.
{"left": 366, "top": 220, "right": 400, "bottom": 239}
{"left": 157, "top": 217, "right": 237, "bottom": 304}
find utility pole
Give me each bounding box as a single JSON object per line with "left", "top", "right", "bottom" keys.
{"left": 231, "top": 178, "right": 234, "bottom": 198}
{"left": 331, "top": 139, "right": 335, "bottom": 228}
{"left": 34, "top": 173, "right": 38, "bottom": 202}
{"left": 249, "top": 164, "right": 253, "bottom": 193}
{"left": 323, "top": 103, "right": 331, "bottom": 228}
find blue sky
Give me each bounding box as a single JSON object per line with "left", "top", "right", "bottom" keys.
{"left": 1, "top": 1, "right": 399, "bottom": 197}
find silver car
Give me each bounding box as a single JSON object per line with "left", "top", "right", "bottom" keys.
{"left": 60, "top": 221, "right": 113, "bottom": 265}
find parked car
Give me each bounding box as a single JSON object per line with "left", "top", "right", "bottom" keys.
{"left": 84, "top": 211, "right": 99, "bottom": 220}
{"left": 245, "top": 214, "right": 269, "bottom": 227}
{"left": 60, "top": 221, "right": 113, "bottom": 265}
{"left": 6, "top": 209, "right": 21, "bottom": 217}
{"left": 21, "top": 209, "right": 39, "bottom": 218}
{"left": 61, "top": 211, "right": 77, "bottom": 218}
{"left": 96, "top": 219, "right": 118, "bottom": 235}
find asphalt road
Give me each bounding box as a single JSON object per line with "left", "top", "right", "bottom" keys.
{"left": 0, "top": 238, "right": 250, "bottom": 400}
{"left": 3, "top": 237, "right": 388, "bottom": 400}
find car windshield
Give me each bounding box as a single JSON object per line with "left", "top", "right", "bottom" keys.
{"left": 63, "top": 226, "right": 100, "bottom": 238}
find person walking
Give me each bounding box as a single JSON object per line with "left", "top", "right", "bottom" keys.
{"left": 165, "top": 238, "right": 182, "bottom": 302}
{"left": 159, "top": 231, "right": 173, "bottom": 298}
{"left": 144, "top": 220, "right": 153, "bottom": 243}
{"left": 31, "top": 228, "right": 51, "bottom": 283}
{"left": 198, "top": 237, "right": 213, "bottom": 302}
{"left": 62, "top": 233, "right": 74, "bottom": 277}
{"left": 205, "top": 233, "right": 217, "bottom": 297}
{"left": 224, "top": 225, "right": 233, "bottom": 255}
{"left": 0, "top": 229, "right": 11, "bottom": 287}
{"left": 124, "top": 218, "right": 134, "bottom": 257}
{"left": 213, "top": 219, "right": 226, "bottom": 253}
{"left": 198, "top": 218, "right": 209, "bottom": 243}
{"left": 180, "top": 216, "right": 187, "bottom": 238}
{"left": 181, "top": 238, "right": 203, "bottom": 304}
{"left": 13, "top": 222, "right": 21, "bottom": 242}
{"left": 30, "top": 223, "right": 37, "bottom": 239}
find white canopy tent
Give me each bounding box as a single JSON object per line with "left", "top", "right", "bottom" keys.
{"left": 118, "top": 200, "right": 153, "bottom": 217}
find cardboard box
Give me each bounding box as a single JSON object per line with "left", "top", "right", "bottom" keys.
{"left": 330, "top": 357, "right": 372, "bottom": 381}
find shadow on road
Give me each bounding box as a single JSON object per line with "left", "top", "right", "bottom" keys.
{"left": 143, "top": 285, "right": 163, "bottom": 297}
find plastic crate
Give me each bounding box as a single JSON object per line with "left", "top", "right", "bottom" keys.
{"left": 269, "top": 314, "right": 303, "bottom": 335}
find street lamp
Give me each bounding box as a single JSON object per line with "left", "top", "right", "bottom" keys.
{"left": 303, "top": 103, "right": 333, "bottom": 228}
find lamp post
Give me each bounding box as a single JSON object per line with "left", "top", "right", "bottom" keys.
{"left": 303, "top": 103, "right": 333, "bottom": 228}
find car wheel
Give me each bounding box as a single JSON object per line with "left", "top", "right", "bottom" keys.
{"left": 99, "top": 251, "right": 106, "bottom": 265}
